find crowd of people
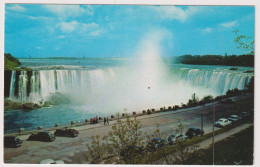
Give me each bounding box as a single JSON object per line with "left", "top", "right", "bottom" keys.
{"left": 89, "top": 116, "right": 109, "bottom": 125}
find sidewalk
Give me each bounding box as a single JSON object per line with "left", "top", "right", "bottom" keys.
{"left": 197, "top": 123, "right": 253, "bottom": 149}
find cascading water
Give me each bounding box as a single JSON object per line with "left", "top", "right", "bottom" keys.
{"left": 172, "top": 68, "right": 252, "bottom": 95}
{"left": 9, "top": 70, "right": 16, "bottom": 100}
{"left": 8, "top": 68, "right": 118, "bottom": 104}
{"left": 18, "top": 71, "right": 28, "bottom": 103}
{"left": 9, "top": 67, "right": 253, "bottom": 105}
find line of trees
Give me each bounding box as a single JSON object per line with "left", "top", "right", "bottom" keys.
{"left": 4, "top": 53, "right": 21, "bottom": 70}
{"left": 175, "top": 54, "right": 254, "bottom": 67}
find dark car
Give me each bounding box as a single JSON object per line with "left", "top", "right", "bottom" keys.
{"left": 147, "top": 138, "right": 165, "bottom": 151}
{"left": 4, "top": 136, "right": 22, "bottom": 148}
{"left": 27, "top": 131, "right": 55, "bottom": 142}
{"left": 241, "top": 112, "right": 249, "bottom": 117}
{"left": 54, "top": 129, "right": 79, "bottom": 137}
{"left": 168, "top": 134, "right": 176, "bottom": 145}
{"left": 185, "top": 128, "right": 204, "bottom": 139}
{"left": 220, "top": 99, "right": 237, "bottom": 104}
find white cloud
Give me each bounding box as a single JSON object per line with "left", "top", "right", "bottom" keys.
{"left": 56, "top": 21, "right": 103, "bottom": 36}
{"left": 57, "top": 21, "right": 78, "bottom": 33}
{"left": 204, "top": 27, "right": 213, "bottom": 33}
{"left": 43, "top": 5, "right": 93, "bottom": 18}
{"left": 89, "top": 30, "right": 103, "bottom": 36}
{"left": 147, "top": 6, "right": 201, "bottom": 21}
{"left": 6, "top": 4, "right": 26, "bottom": 12}
{"left": 202, "top": 20, "right": 238, "bottom": 33}
{"left": 28, "top": 16, "right": 50, "bottom": 20}
{"left": 81, "top": 22, "right": 99, "bottom": 32}
{"left": 220, "top": 21, "right": 238, "bottom": 28}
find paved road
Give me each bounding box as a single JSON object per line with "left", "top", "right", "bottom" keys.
{"left": 197, "top": 123, "right": 253, "bottom": 149}
{"left": 4, "top": 94, "right": 254, "bottom": 164}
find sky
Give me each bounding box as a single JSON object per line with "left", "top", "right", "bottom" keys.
{"left": 4, "top": 4, "right": 255, "bottom": 58}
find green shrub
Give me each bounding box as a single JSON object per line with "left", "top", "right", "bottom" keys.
{"left": 4, "top": 53, "right": 21, "bottom": 70}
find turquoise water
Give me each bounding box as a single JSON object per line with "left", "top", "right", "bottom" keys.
{"left": 4, "top": 58, "right": 254, "bottom": 134}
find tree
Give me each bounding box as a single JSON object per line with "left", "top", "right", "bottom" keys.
{"left": 4, "top": 53, "right": 21, "bottom": 70}
{"left": 200, "top": 95, "right": 214, "bottom": 104}
{"left": 233, "top": 30, "right": 254, "bottom": 55}
{"left": 85, "top": 114, "right": 146, "bottom": 164}
{"left": 85, "top": 135, "right": 110, "bottom": 163}
{"left": 188, "top": 93, "right": 199, "bottom": 107}
{"left": 106, "top": 114, "right": 146, "bottom": 163}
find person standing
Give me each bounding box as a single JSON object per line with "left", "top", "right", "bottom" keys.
{"left": 107, "top": 117, "right": 109, "bottom": 125}
{"left": 104, "top": 117, "right": 106, "bottom": 125}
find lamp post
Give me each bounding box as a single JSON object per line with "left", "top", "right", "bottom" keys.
{"left": 124, "top": 108, "right": 128, "bottom": 116}
{"left": 212, "top": 100, "right": 215, "bottom": 165}
{"left": 201, "top": 111, "right": 203, "bottom": 131}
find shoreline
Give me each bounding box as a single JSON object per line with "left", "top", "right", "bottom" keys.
{"left": 4, "top": 93, "right": 250, "bottom": 137}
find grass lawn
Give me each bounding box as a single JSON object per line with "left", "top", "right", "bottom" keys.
{"left": 189, "top": 125, "right": 254, "bottom": 165}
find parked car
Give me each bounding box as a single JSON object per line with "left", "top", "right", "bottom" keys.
{"left": 27, "top": 131, "right": 55, "bottom": 142}
{"left": 168, "top": 134, "right": 176, "bottom": 145}
{"left": 4, "top": 136, "right": 22, "bottom": 148}
{"left": 241, "top": 112, "right": 249, "bottom": 117}
{"left": 214, "top": 118, "right": 232, "bottom": 127}
{"left": 54, "top": 129, "right": 79, "bottom": 137}
{"left": 175, "top": 133, "right": 188, "bottom": 142}
{"left": 228, "top": 115, "right": 241, "bottom": 122}
{"left": 39, "top": 159, "right": 64, "bottom": 164}
{"left": 162, "top": 138, "right": 169, "bottom": 145}
{"left": 185, "top": 127, "right": 204, "bottom": 139}
{"left": 147, "top": 138, "right": 165, "bottom": 150}
{"left": 220, "top": 99, "right": 237, "bottom": 104}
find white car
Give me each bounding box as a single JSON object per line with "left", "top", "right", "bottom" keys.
{"left": 39, "top": 159, "right": 65, "bottom": 164}
{"left": 214, "top": 118, "right": 232, "bottom": 127}
{"left": 228, "top": 115, "right": 241, "bottom": 122}
{"left": 175, "top": 133, "right": 188, "bottom": 141}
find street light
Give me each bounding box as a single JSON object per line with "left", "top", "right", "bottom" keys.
{"left": 201, "top": 111, "right": 203, "bottom": 131}
{"left": 212, "top": 99, "right": 215, "bottom": 165}
{"left": 124, "top": 108, "right": 128, "bottom": 116}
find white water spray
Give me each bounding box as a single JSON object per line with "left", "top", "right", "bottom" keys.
{"left": 8, "top": 30, "right": 253, "bottom": 114}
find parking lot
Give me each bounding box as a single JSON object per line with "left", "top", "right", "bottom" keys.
{"left": 4, "top": 94, "right": 254, "bottom": 164}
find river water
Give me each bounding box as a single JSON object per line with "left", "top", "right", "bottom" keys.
{"left": 4, "top": 58, "right": 254, "bottom": 133}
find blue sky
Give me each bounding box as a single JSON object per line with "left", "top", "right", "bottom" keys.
{"left": 4, "top": 4, "right": 255, "bottom": 58}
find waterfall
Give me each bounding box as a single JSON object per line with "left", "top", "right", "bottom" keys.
{"left": 18, "top": 71, "right": 28, "bottom": 103}
{"left": 9, "top": 71, "right": 16, "bottom": 100}
{"left": 174, "top": 68, "right": 253, "bottom": 94}
{"left": 8, "top": 67, "right": 253, "bottom": 104}
{"left": 8, "top": 68, "right": 117, "bottom": 103}
{"left": 29, "top": 71, "right": 41, "bottom": 102}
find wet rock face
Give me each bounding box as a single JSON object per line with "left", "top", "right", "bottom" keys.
{"left": 23, "top": 102, "right": 43, "bottom": 110}
{"left": 34, "top": 103, "right": 42, "bottom": 108}
{"left": 4, "top": 70, "right": 12, "bottom": 97}
{"left": 4, "top": 99, "right": 23, "bottom": 110}
{"left": 23, "top": 103, "right": 36, "bottom": 110}
{"left": 4, "top": 98, "right": 46, "bottom": 111}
